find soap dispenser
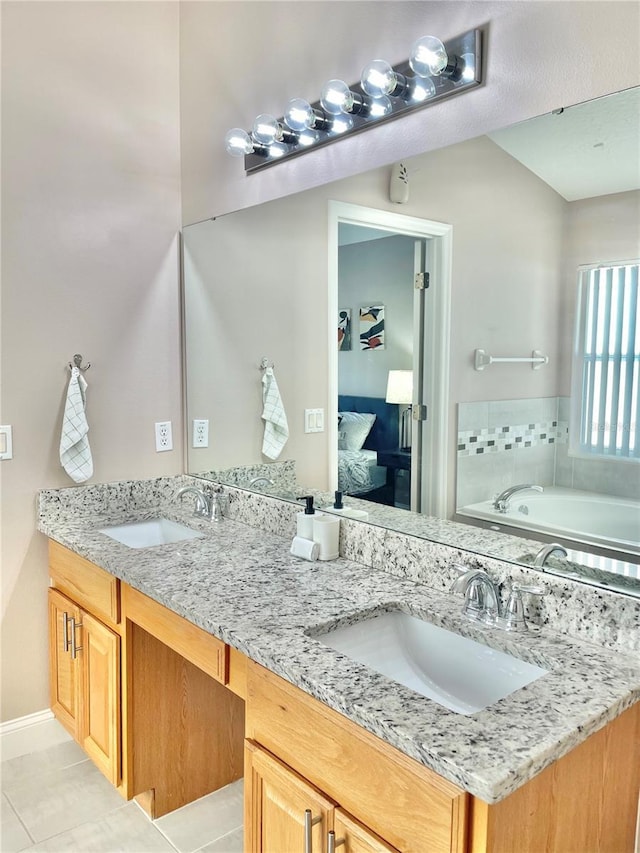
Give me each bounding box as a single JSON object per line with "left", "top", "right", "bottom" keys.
{"left": 296, "top": 495, "right": 316, "bottom": 540}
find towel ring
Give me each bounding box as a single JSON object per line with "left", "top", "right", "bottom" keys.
{"left": 69, "top": 354, "right": 91, "bottom": 372}
{"left": 260, "top": 357, "right": 274, "bottom": 370}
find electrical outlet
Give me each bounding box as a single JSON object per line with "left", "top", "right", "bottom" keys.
{"left": 192, "top": 419, "right": 209, "bottom": 448}
{"left": 155, "top": 421, "right": 173, "bottom": 452}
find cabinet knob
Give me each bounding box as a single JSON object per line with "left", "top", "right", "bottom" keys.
{"left": 304, "top": 809, "right": 322, "bottom": 853}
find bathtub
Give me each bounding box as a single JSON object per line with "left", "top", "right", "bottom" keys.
{"left": 456, "top": 486, "right": 640, "bottom": 559}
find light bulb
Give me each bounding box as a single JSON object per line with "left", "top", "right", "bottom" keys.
{"left": 296, "top": 128, "right": 319, "bottom": 147}
{"left": 320, "top": 79, "right": 354, "bottom": 115}
{"left": 224, "top": 128, "right": 254, "bottom": 157}
{"left": 360, "top": 60, "right": 398, "bottom": 98}
{"left": 368, "top": 96, "right": 393, "bottom": 119}
{"left": 408, "top": 76, "right": 436, "bottom": 102}
{"left": 329, "top": 114, "right": 354, "bottom": 135}
{"left": 284, "top": 98, "right": 315, "bottom": 132}
{"left": 252, "top": 114, "right": 281, "bottom": 145}
{"left": 460, "top": 53, "right": 476, "bottom": 83}
{"left": 409, "top": 35, "right": 448, "bottom": 77}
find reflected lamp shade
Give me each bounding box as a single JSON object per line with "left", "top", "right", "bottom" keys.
{"left": 385, "top": 370, "right": 413, "bottom": 404}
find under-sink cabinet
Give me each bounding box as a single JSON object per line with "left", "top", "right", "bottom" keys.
{"left": 48, "top": 546, "right": 121, "bottom": 786}
{"left": 245, "top": 741, "right": 397, "bottom": 852}
{"left": 245, "top": 659, "right": 467, "bottom": 853}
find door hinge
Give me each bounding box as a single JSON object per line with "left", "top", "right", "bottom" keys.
{"left": 414, "top": 272, "right": 429, "bottom": 289}
{"left": 411, "top": 404, "right": 428, "bottom": 421}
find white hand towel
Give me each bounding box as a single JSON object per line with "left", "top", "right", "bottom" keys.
{"left": 261, "top": 366, "right": 289, "bottom": 460}
{"left": 60, "top": 366, "right": 93, "bottom": 483}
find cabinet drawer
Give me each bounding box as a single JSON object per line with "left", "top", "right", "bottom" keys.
{"left": 49, "top": 541, "right": 120, "bottom": 627}
{"left": 246, "top": 661, "right": 468, "bottom": 853}
{"left": 122, "top": 584, "right": 229, "bottom": 685}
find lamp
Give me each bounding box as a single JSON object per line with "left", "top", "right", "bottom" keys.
{"left": 385, "top": 370, "right": 413, "bottom": 451}
{"left": 225, "top": 27, "right": 482, "bottom": 173}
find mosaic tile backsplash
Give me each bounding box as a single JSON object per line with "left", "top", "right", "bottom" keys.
{"left": 457, "top": 419, "right": 566, "bottom": 457}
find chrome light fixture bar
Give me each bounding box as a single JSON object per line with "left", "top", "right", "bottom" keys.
{"left": 226, "top": 28, "right": 483, "bottom": 174}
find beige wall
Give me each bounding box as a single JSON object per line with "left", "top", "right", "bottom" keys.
{"left": 2, "top": 0, "right": 639, "bottom": 723}
{"left": 1, "top": 2, "right": 182, "bottom": 721}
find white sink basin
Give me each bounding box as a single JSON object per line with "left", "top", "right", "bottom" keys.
{"left": 315, "top": 611, "right": 548, "bottom": 716}
{"left": 99, "top": 518, "right": 203, "bottom": 549}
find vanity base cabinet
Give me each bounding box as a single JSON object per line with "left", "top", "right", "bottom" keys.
{"left": 245, "top": 741, "right": 398, "bottom": 853}
{"left": 47, "top": 587, "right": 121, "bottom": 786}
{"left": 468, "top": 700, "right": 640, "bottom": 853}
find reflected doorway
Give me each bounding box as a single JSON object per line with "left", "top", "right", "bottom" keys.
{"left": 328, "top": 202, "right": 452, "bottom": 518}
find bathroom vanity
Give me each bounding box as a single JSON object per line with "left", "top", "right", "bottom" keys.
{"left": 40, "top": 478, "right": 640, "bottom": 853}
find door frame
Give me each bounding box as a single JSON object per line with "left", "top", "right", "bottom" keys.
{"left": 328, "top": 201, "right": 452, "bottom": 518}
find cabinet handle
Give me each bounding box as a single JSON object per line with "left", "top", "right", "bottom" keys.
{"left": 69, "top": 617, "right": 83, "bottom": 660}
{"left": 327, "top": 831, "right": 345, "bottom": 853}
{"left": 304, "top": 809, "right": 322, "bottom": 853}
{"left": 62, "top": 611, "right": 70, "bottom": 653}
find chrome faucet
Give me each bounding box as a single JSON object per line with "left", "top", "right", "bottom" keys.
{"left": 493, "top": 484, "right": 543, "bottom": 513}
{"left": 533, "top": 542, "right": 568, "bottom": 568}
{"left": 450, "top": 565, "right": 500, "bottom": 625}
{"left": 176, "top": 485, "right": 224, "bottom": 522}
{"left": 451, "top": 564, "right": 547, "bottom": 632}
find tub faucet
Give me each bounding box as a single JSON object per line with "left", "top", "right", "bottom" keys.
{"left": 493, "top": 484, "right": 543, "bottom": 513}
{"left": 533, "top": 542, "right": 568, "bottom": 568}
{"left": 451, "top": 565, "right": 500, "bottom": 625}
{"left": 176, "top": 485, "right": 224, "bottom": 522}
{"left": 249, "top": 477, "right": 275, "bottom": 489}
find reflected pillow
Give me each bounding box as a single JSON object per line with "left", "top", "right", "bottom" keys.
{"left": 338, "top": 412, "right": 376, "bottom": 451}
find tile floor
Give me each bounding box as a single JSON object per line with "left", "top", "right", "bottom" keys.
{"left": 1, "top": 717, "right": 243, "bottom": 853}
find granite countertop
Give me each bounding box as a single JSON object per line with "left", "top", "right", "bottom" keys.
{"left": 38, "top": 496, "right": 640, "bottom": 806}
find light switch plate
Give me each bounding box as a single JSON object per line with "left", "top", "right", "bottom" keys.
{"left": 0, "top": 425, "right": 13, "bottom": 460}
{"left": 304, "top": 408, "right": 324, "bottom": 433}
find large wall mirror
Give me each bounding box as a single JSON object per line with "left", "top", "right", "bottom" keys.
{"left": 182, "top": 86, "right": 640, "bottom": 597}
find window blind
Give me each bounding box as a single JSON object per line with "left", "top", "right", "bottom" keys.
{"left": 571, "top": 262, "right": 639, "bottom": 460}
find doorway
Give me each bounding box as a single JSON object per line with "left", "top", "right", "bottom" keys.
{"left": 328, "top": 202, "right": 452, "bottom": 518}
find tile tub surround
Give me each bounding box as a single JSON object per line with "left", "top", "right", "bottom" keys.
{"left": 37, "top": 478, "right": 640, "bottom": 805}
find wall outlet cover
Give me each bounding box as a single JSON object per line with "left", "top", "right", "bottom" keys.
{"left": 155, "top": 421, "right": 173, "bottom": 452}
{"left": 192, "top": 418, "right": 209, "bottom": 448}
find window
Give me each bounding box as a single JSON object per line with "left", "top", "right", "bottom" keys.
{"left": 570, "top": 261, "right": 639, "bottom": 460}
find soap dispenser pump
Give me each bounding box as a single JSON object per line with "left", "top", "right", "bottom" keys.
{"left": 296, "top": 495, "right": 316, "bottom": 539}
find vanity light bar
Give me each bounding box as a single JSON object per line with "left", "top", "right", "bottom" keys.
{"left": 227, "top": 27, "right": 483, "bottom": 174}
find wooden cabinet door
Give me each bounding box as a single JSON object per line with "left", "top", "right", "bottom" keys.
{"left": 48, "top": 588, "right": 80, "bottom": 738}
{"left": 246, "top": 740, "right": 334, "bottom": 853}
{"left": 79, "top": 611, "right": 121, "bottom": 786}
{"left": 334, "top": 810, "right": 398, "bottom": 853}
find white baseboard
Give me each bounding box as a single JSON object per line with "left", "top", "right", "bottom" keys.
{"left": 1, "top": 709, "right": 54, "bottom": 736}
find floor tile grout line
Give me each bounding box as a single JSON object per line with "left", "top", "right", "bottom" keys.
{"left": 1, "top": 791, "right": 37, "bottom": 847}
{"left": 9, "top": 800, "right": 136, "bottom": 850}
{"left": 192, "top": 824, "right": 243, "bottom": 853}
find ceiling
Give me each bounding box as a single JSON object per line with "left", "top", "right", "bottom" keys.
{"left": 488, "top": 86, "right": 640, "bottom": 202}
{"left": 339, "top": 87, "right": 639, "bottom": 246}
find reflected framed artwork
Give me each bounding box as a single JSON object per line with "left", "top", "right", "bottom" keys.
{"left": 360, "top": 305, "right": 385, "bottom": 350}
